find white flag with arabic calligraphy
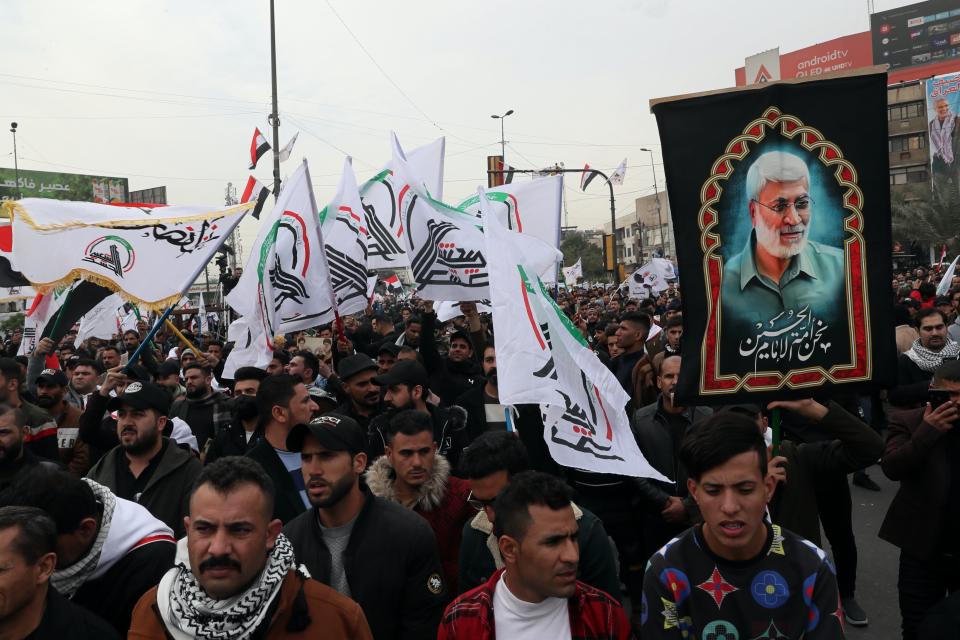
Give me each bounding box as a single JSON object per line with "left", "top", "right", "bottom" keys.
{"left": 319, "top": 157, "right": 370, "bottom": 317}
{"left": 360, "top": 134, "right": 445, "bottom": 270}
{"left": 226, "top": 160, "right": 335, "bottom": 335}
{"left": 482, "top": 190, "right": 666, "bottom": 479}
{"left": 3, "top": 199, "right": 251, "bottom": 310}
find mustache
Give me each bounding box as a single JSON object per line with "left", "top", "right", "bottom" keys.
{"left": 199, "top": 555, "right": 241, "bottom": 573}
{"left": 779, "top": 223, "right": 806, "bottom": 234}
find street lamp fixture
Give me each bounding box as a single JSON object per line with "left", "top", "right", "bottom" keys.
{"left": 490, "top": 109, "right": 514, "bottom": 163}
{"left": 9, "top": 122, "right": 20, "bottom": 200}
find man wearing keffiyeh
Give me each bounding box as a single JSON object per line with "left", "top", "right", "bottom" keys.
{"left": 128, "top": 456, "right": 371, "bottom": 640}
{"left": 891, "top": 308, "right": 960, "bottom": 409}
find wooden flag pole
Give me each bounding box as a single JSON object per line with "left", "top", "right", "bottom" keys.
{"left": 164, "top": 319, "right": 202, "bottom": 356}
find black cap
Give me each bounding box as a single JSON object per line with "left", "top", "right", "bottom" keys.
{"left": 371, "top": 359, "right": 429, "bottom": 389}
{"left": 35, "top": 368, "right": 68, "bottom": 387}
{"left": 308, "top": 386, "right": 338, "bottom": 407}
{"left": 157, "top": 360, "right": 182, "bottom": 379}
{"left": 667, "top": 299, "right": 682, "bottom": 311}
{"left": 377, "top": 343, "right": 401, "bottom": 357}
{"left": 107, "top": 381, "right": 172, "bottom": 415}
{"left": 449, "top": 329, "right": 471, "bottom": 346}
{"left": 337, "top": 354, "right": 378, "bottom": 381}
{"left": 286, "top": 413, "right": 366, "bottom": 454}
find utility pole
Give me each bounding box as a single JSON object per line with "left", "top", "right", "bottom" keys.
{"left": 268, "top": 0, "right": 282, "bottom": 198}
{"left": 490, "top": 110, "right": 514, "bottom": 164}
{"left": 640, "top": 147, "right": 665, "bottom": 258}
{"left": 9, "top": 123, "right": 20, "bottom": 200}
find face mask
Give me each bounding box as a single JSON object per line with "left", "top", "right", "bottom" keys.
{"left": 232, "top": 395, "right": 259, "bottom": 422}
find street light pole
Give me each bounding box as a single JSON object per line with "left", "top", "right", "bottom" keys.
{"left": 640, "top": 147, "right": 665, "bottom": 258}
{"left": 490, "top": 109, "right": 514, "bottom": 164}
{"left": 9, "top": 123, "right": 20, "bottom": 200}
{"left": 268, "top": 0, "right": 281, "bottom": 198}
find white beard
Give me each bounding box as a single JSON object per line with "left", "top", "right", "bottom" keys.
{"left": 755, "top": 219, "right": 808, "bottom": 259}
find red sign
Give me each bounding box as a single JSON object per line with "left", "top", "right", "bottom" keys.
{"left": 735, "top": 32, "right": 873, "bottom": 86}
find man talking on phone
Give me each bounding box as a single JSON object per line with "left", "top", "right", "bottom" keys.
{"left": 881, "top": 358, "right": 960, "bottom": 639}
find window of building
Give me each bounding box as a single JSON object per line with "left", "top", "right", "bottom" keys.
{"left": 887, "top": 101, "right": 924, "bottom": 121}
{"left": 890, "top": 165, "right": 929, "bottom": 185}
{"left": 889, "top": 134, "right": 926, "bottom": 153}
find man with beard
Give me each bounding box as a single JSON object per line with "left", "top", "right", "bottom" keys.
{"left": 119, "top": 330, "right": 158, "bottom": 377}
{"left": 34, "top": 368, "right": 88, "bottom": 477}
{"left": 367, "top": 360, "right": 468, "bottom": 469}
{"left": 377, "top": 343, "right": 400, "bottom": 374}
{"left": 365, "top": 410, "right": 474, "bottom": 587}
{"left": 169, "top": 363, "right": 231, "bottom": 453}
{"left": 721, "top": 151, "right": 844, "bottom": 325}
{"left": 335, "top": 354, "right": 382, "bottom": 431}
{"left": 85, "top": 381, "right": 201, "bottom": 537}
{"left": 0, "top": 403, "right": 58, "bottom": 490}
{"left": 99, "top": 346, "right": 122, "bottom": 372}
{"left": 891, "top": 308, "right": 960, "bottom": 408}
{"left": 282, "top": 414, "right": 447, "bottom": 640}
{"left": 396, "top": 315, "right": 422, "bottom": 349}
{"left": 204, "top": 367, "right": 268, "bottom": 464}
{"left": 0, "top": 468, "right": 175, "bottom": 635}
{"left": 930, "top": 97, "right": 960, "bottom": 185}
{"left": 0, "top": 357, "right": 58, "bottom": 461}
{"left": 129, "top": 456, "right": 372, "bottom": 640}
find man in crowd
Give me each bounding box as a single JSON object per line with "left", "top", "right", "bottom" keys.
{"left": 69, "top": 358, "right": 101, "bottom": 409}
{"left": 891, "top": 307, "right": 959, "bottom": 408}
{"left": 881, "top": 358, "right": 960, "bottom": 639}
{"left": 377, "top": 343, "right": 400, "bottom": 374}
{"left": 0, "top": 403, "right": 59, "bottom": 490}
{"left": 99, "top": 346, "right": 122, "bottom": 371}
{"left": 0, "top": 506, "right": 119, "bottom": 639}
{"left": 169, "top": 362, "right": 231, "bottom": 453}
{"left": 0, "top": 468, "right": 175, "bottom": 635}
{"left": 438, "top": 472, "right": 632, "bottom": 639}
{"left": 0, "top": 357, "right": 58, "bottom": 461}
{"left": 86, "top": 381, "right": 201, "bottom": 538}
{"left": 267, "top": 350, "right": 290, "bottom": 375}
{"left": 334, "top": 354, "right": 382, "bottom": 431}
{"left": 365, "top": 410, "right": 473, "bottom": 586}
{"left": 283, "top": 414, "right": 449, "bottom": 640}
{"left": 129, "top": 456, "right": 372, "bottom": 639}
{"left": 369, "top": 360, "right": 468, "bottom": 467}
{"left": 420, "top": 302, "right": 483, "bottom": 406}
{"left": 632, "top": 355, "right": 712, "bottom": 560}
{"left": 34, "top": 367, "right": 87, "bottom": 476}
{"left": 397, "top": 315, "right": 422, "bottom": 348}
{"left": 288, "top": 349, "right": 328, "bottom": 390}
{"left": 641, "top": 411, "right": 842, "bottom": 638}
{"left": 457, "top": 432, "right": 620, "bottom": 599}
{"left": 120, "top": 329, "right": 159, "bottom": 376}
{"left": 153, "top": 359, "right": 185, "bottom": 402}
{"left": 245, "top": 374, "right": 318, "bottom": 523}
{"left": 204, "top": 366, "right": 268, "bottom": 463}
{"left": 365, "top": 312, "right": 399, "bottom": 356}
{"left": 610, "top": 312, "right": 656, "bottom": 410}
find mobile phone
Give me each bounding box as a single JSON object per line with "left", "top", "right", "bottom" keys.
{"left": 929, "top": 389, "right": 952, "bottom": 410}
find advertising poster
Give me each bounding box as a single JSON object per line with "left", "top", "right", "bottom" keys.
{"left": 926, "top": 71, "right": 960, "bottom": 193}
{"left": 0, "top": 168, "right": 128, "bottom": 203}
{"left": 651, "top": 70, "right": 896, "bottom": 404}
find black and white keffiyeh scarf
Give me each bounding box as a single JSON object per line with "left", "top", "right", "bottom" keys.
{"left": 156, "top": 534, "right": 298, "bottom": 640}
{"left": 932, "top": 112, "right": 956, "bottom": 165}
{"left": 905, "top": 337, "right": 960, "bottom": 372}
{"left": 51, "top": 479, "right": 115, "bottom": 598}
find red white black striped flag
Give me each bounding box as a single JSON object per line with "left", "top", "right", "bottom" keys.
{"left": 241, "top": 176, "right": 270, "bottom": 220}
{"left": 580, "top": 163, "right": 600, "bottom": 191}
{"left": 248, "top": 128, "right": 271, "bottom": 170}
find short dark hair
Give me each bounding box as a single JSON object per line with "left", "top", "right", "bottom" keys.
{"left": 234, "top": 366, "right": 268, "bottom": 383}
{"left": 72, "top": 357, "right": 102, "bottom": 373}
{"left": 182, "top": 363, "right": 211, "bottom": 376}
{"left": 665, "top": 315, "right": 683, "bottom": 331}
{"left": 271, "top": 350, "right": 290, "bottom": 366}
{"left": 383, "top": 410, "right": 433, "bottom": 445}
{"left": 205, "top": 340, "right": 224, "bottom": 350}
{"left": 459, "top": 431, "right": 529, "bottom": 479}
{"left": 679, "top": 412, "right": 767, "bottom": 481}
{"left": 620, "top": 311, "right": 652, "bottom": 331}
{"left": 190, "top": 457, "right": 275, "bottom": 518}
{"left": 122, "top": 330, "right": 139, "bottom": 340}
{"left": 492, "top": 471, "right": 573, "bottom": 540}
{"left": 0, "top": 467, "right": 100, "bottom": 535}
{"left": 0, "top": 403, "right": 25, "bottom": 428}
{"left": 294, "top": 350, "right": 320, "bottom": 378}
{"left": 0, "top": 358, "right": 22, "bottom": 383}
{"left": 933, "top": 359, "right": 960, "bottom": 385}
{"left": 101, "top": 345, "right": 120, "bottom": 356}
{"left": 0, "top": 506, "right": 56, "bottom": 564}
{"left": 256, "top": 374, "right": 300, "bottom": 421}
{"left": 916, "top": 307, "right": 948, "bottom": 329}
{"left": 406, "top": 315, "right": 422, "bottom": 328}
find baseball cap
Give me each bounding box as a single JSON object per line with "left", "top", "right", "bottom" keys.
{"left": 107, "top": 381, "right": 172, "bottom": 415}
{"left": 337, "top": 354, "right": 378, "bottom": 381}
{"left": 377, "top": 343, "right": 401, "bottom": 357}
{"left": 371, "top": 359, "right": 429, "bottom": 390}
{"left": 286, "top": 413, "right": 366, "bottom": 454}
{"left": 35, "top": 368, "right": 68, "bottom": 387}
{"left": 156, "top": 360, "right": 182, "bottom": 379}
{"left": 308, "top": 386, "right": 338, "bottom": 407}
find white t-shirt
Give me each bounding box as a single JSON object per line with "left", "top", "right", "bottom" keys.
{"left": 493, "top": 572, "right": 571, "bottom": 640}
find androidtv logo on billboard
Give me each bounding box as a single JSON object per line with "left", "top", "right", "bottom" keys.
{"left": 735, "top": 33, "right": 873, "bottom": 86}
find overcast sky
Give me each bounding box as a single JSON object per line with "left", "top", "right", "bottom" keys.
{"left": 4, "top": 0, "right": 909, "bottom": 261}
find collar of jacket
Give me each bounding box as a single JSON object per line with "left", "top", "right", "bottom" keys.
{"left": 469, "top": 501, "right": 584, "bottom": 571}
{"left": 183, "top": 390, "right": 228, "bottom": 407}
{"left": 364, "top": 453, "right": 451, "bottom": 511}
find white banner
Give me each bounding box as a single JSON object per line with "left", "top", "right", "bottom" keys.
{"left": 75, "top": 293, "right": 125, "bottom": 346}
{"left": 4, "top": 199, "right": 252, "bottom": 310}
{"left": 319, "top": 157, "right": 370, "bottom": 317}
{"left": 18, "top": 284, "right": 75, "bottom": 357}
{"left": 483, "top": 190, "right": 665, "bottom": 479}
{"left": 435, "top": 300, "right": 492, "bottom": 323}
{"left": 0, "top": 285, "right": 36, "bottom": 302}
{"left": 562, "top": 258, "right": 583, "bottom": 287}
{"left": 627, "top": 258, "right": 676, "bottom": 299}
{"left": 361, "top": 134, "right": 445, "bottom": 270}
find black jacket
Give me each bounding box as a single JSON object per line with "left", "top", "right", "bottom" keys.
{"left": 282, "top": 488, "right": 447, "bottom": 640}
{"left": 72, "top": 539, "right": 175, "bottom": 636}
{"left": 86, "top": 439, "right": 202, "bottom": 538}
{"left": 246, "top": 439, "right": 307, "bottom": 525}
{"left": 367, "top": 403, "right": 468, "bottom": 470}
{"left": 889, "top": 352, "right": 935, "bottom": 409}
{"left": 420, "top": 312, "right": 482, "bottom": 406}
{"left": 29, "top": 587, "right": 119, "bottom": 639}
{"left": 204, "top": 422, "right": 263, "bottom": 465}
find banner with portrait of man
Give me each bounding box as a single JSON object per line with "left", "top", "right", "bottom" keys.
{"left": 925, "top": 72, "right": 960, "bottom": 195}
{"left": 651, "top": 69, "right": 896, "bottom": 404}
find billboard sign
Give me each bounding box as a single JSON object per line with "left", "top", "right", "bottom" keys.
{"left": 0, "top": 168, "right": 128, "bottom": 203}
{"left": 736, "top": 33, "right": 873, "bottom": 86}
{"left": 745, "top": 48, "right": 780, "bottom": 84}
{"left": 925, "top": 71, "right": 960, "bottom": 190}
{"left": 871, "top": 0, "right": 960, "bottom": 71}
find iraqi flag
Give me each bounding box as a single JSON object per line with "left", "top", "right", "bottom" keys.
{"left": 249, "top": 128, "right": 271, "bottom": 170}
{"left": 241, "top": 176, "right": 270, "bottom": 220}
{"left": 0, "top": 225, "right": 29, "bottom": 287}
{"left": 580, "top": 163, "right": 601, "bottom": 191}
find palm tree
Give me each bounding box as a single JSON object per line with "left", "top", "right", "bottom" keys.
{"left": 890, "top": 181, "right": 960, "bottom": 255}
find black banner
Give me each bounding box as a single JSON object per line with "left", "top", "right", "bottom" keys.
{"left": 652, "top": 71, "right": 896, "bottom": 404}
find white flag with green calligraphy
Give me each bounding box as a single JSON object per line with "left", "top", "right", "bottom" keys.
{"left": 482, "top": 190, "right": 666, "bottom": 479}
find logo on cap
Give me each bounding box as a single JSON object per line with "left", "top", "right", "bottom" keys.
{"left": 311, "top": 415, "right": 341, "bottom": 426}
{"left": 41, "top": 369, "right": 58, "bottom": 376}
{"left": 427, "top": 573, "right": 444, "bottom": 595}
{"left": 126, "top": 382, "right": 143, "bottom": 394}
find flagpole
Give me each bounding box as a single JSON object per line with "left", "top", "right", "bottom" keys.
{"left": 302, "top": 158, "right": 347, "bottom": 343}
{"left": 124, "top": 305, "right": 174, "bottom": 373}
{"left": 268, "top": 0, "right": 282, "bottom": 198}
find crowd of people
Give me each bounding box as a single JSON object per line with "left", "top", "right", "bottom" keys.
{"left": 0, "top": 271, "right": 954, "bottom": 639}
